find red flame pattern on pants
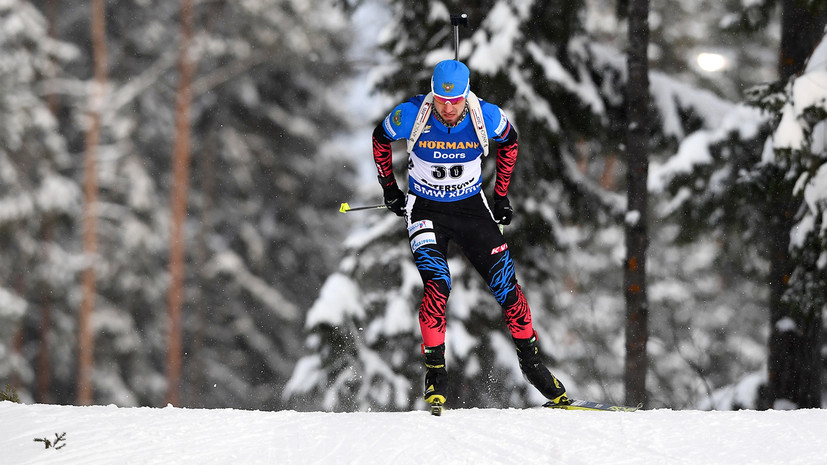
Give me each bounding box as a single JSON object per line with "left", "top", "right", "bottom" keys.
{"left": 503, "top": 285, "right": 533, "bottom": 339}
{"left": 419, "top": 280, "right": 449, "bottom": 347}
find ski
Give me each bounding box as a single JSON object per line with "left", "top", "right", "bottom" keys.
{"left": 543, "top": 398, "right": 641, "bottom": 412}
{"left": 425, "top": 399, "right": 638, "bottom": 415}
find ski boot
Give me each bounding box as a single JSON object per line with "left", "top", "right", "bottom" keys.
{"left": 513, "top": 332, "right": 569, "bottom": 406}
{"left": 423, "top": 343, "right": 447, "bottom": 416}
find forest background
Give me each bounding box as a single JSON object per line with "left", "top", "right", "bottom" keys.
{"left": 1, "top": 0, "right": 825, "bottom": 412}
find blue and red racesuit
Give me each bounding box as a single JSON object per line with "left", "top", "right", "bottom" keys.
{"left": 372, "top": 94, "right": 534, "bottom": 348}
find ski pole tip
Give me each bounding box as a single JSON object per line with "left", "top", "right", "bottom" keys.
{"left": 339, "top": 202, "right": 351, "bottom": 213}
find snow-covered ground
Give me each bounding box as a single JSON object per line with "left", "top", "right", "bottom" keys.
{"left": 2, "top": 401, "right": 825, "bottom": 465}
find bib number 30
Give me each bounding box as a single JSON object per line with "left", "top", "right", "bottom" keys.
{"left": 432, "top": 165, "right": 464, "bottom": 180}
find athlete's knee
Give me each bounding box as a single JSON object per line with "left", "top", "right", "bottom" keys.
{"left": 414, "top": 246, "right": 451, "bottom": 289}
{"left": 487, "top": 251, "right": 517, "bottom": 306}
{"left": 498, "top": 286, "right": 520, "bottom": 308}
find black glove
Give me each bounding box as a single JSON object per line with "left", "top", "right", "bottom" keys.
{"left": 493, "top": 194, "right": 513, "bottom": 225}
{"left": 379, "top": 175, "right": 405, "bottom": 217}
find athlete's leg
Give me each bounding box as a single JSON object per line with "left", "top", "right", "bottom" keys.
{"left": 407, "top": 198, "right": 452, "bottom": 347}
{"left": 455, "top": 194, "right": 567, "bottom": 403}
{"left": 414, "top": 244, "right": 451, "bottom": 346}
{"left": 458, "top": 217, "right": 567, "bottom": 402}
{"left": 454, "top": 196, "right": 533, "bottom": 339}
{"left": 407, "top": 197, "right": 452, "bottom": 405}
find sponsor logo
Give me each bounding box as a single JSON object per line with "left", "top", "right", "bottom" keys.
{"left": 411, "top": 232, "right": 437, "bottom": 252}
{"left": 408, "top": 220, "right": 433, "bottom": 236}
{"left": 393, "top": 109, "right": 403, "bottom": 126}
{"left": 412, "top": 182, "right": 480, "bottom": 199}
{"left": 417, "top": 103, "right": 431, "bottom": 123}
{"left": 418, "top": 140, "right": 479, "bottom": 150}
{"left": 433, "top": 151, "right": 466, "bottom": 159}
{"left": 472, "top": 107, "right": 484, "bottom": 130}
{"left": 491, "top": 243, "right": 508, "bottom": 255}
{"left": 495, "top": 108, "right": 508, "bottom": 134}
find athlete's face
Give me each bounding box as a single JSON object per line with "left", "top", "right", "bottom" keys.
{"left": 433, "top": 95, "right": 467, "bottom": 125}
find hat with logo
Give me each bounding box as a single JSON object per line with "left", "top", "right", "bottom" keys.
{"left": 431, "top": 60, "right": 470, "bottom": 99}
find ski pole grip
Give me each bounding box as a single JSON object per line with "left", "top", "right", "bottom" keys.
{"left": 450, "top": 13, "right": 468, "bottom": 27}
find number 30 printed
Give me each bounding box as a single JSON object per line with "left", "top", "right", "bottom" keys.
{"left": 432, "top": 165, "right": 463, "bottom": 180}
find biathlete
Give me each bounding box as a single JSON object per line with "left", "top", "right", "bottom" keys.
{"left": 372, "top": 59, "right": 568, "bottom": 410}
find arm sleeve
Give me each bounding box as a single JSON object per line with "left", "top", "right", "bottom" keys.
{"left": 372, "top": 98, "right": 420, "bottom": 180}
{"left": 494, "top": 124, "right": 518, "bottom": 197}
{"left": 372, "top": 123, "right": 395, "bottom": 179}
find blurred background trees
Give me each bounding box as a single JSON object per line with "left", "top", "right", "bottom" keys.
{"left": 3, "top": 0, "right": 355, "bottom": 409}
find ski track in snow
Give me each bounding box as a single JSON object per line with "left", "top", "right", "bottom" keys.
{"left": 2, "top": 402, "right": 826, "bottom": 465}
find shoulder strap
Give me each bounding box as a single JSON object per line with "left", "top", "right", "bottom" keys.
{"left": 466, "top": 91, "right": 489, "bottom": 157}
{"left": 407, "top": 93, "right": 434, "bottom": 154}
{"left": 407, "top": 91, "right": 489, "bottom": 156}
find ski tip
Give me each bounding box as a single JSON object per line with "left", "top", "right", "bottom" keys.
{"left": 543, "top": 399, "right": 641, "bottom": 412}
{"left": 339, "top": 202, "right": 351, "bottom": 213}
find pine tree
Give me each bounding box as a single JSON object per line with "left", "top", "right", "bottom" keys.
{"left": 165, "top": 0, "right": 196, "bottom": 407}
{"left": 0, "top": 0, "right": 80, "bottom": 402}
{"left": 77, "top": 0, "right": 109, "bottom": 407}
{"left": 763, "top": 0, "right": 827, "bottom": 410}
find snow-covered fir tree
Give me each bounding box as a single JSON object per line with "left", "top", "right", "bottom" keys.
{"left": 0, "top": 0, "right": 81, "bottom": 402}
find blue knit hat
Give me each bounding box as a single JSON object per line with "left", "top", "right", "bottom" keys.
{"left": 431, "top": 60, "right": 470, "bottom": 99}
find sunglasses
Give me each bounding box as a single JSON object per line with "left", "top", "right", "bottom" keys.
{"left": 434, "top": 95, "right": 466, "bottom": 105}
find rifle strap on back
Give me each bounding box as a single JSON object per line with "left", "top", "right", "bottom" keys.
{"left": 407, "top": 92, "right": 489, "bottom": 157}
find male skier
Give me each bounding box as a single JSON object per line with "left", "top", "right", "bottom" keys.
{"left": 372, "top": 59, "right": 568, "bottom": 410}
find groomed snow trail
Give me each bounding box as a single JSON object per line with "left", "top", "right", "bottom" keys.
{"left": 2, "top": 402, "right": 825, "bottom": 465}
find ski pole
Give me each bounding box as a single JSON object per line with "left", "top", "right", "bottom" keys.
{"left": 450, "top": 13, "right": 468, "bottom": 61}
{"left": 339, "top": 202, "right": 386, "bottom": 213}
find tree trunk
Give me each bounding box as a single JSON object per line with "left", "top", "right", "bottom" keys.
{"left": 188, "top": 123, "right": 217, "bottom": 408}
{"left": 12, "top": 325, "right": 23, "bottom": 390}
{"left": 623, "top": 0, "right": 651, "bottom": 407}
{"left": 38, "top": 223, "right": 55, "bottom": 404}
{"left": 40, "top": 0, "right": 61, "bottom": 406}
{"left": 37, "top": 300, "right": 52, "bottom": 404}
{"left": 166, "top": 0, "right": 196, "bottom": 407}
{"left": 778, "top": 0, "right": 827, "bottom": 80}
{"left": 764, "top": 0, "right": 827, "bottom": 410}
{"left": 77, "top": 0, "right": 109, "bottom": 406}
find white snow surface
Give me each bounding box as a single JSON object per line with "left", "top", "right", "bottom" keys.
{"left": 3, "top": 401, "right": 826, "bottom": 465}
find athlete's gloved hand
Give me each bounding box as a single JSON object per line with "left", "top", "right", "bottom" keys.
{"left": 493, "top": 194, "right": 513, "bottom": 225}
{"left": 379, "top": 175, "right": 405, "bottom": 217}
